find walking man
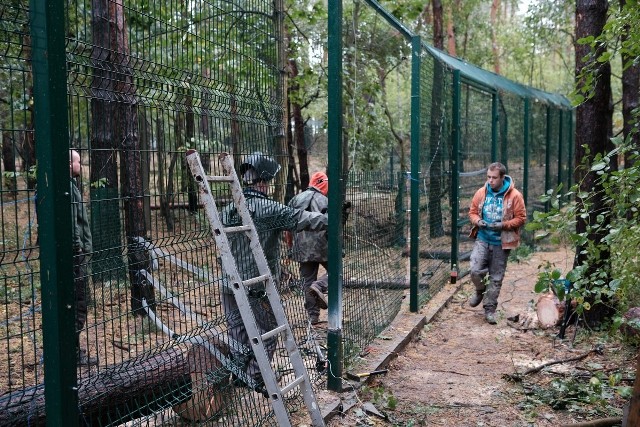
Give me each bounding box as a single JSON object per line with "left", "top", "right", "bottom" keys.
{"left": 288, "top": 171, "right": 329, "bottom": 324}
{"left": 468, "top": 162, "right": 526, "bottom": 324}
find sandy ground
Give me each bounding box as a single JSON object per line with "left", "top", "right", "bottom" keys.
{"left": 323, "top": 246, "right": 634, "bottom": 427}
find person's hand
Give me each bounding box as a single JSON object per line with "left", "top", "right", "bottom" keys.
{"left": 477, "top": 219, "right": 488, "bottom": 228}
{"left": 487, "top": 221, "right": 503, "bottom": 231}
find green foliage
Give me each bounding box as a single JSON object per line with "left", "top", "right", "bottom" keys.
{"left": 361, "top": 384, "right": 398, "bottom": 410}
{"left": 519, "top": 374, "right": 626, "bottom": 417}
{"left": 527, "top": 140, "right": 640, "bottom": 317}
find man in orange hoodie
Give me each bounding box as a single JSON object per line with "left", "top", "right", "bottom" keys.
{"left": 468, "top": 162, "right": 526, "bottom": 324}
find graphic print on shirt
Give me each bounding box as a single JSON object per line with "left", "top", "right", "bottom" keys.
{"left": 482, "top": 192, "right": 503, "bottom": 224}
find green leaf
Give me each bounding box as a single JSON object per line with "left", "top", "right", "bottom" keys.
{"left": 534, "top": 280, "right": 548, "bottom": 293}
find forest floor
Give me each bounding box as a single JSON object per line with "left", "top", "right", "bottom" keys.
{"left": 319, "top": 244, "right": 635, "bottom": 427}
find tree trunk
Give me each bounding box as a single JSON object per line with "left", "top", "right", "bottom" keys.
{"left": 429, "top": 0, "right": 446, "bottom": 238}
{"left": 289, "top": 59, "right": 310, "bottom": 191}
{"left": 490, "top": 0, "right": 501, "bottom": 74}
{"left": 574, "top": 0, "right": 615, "bottom": 326}
{"left": 89, "top": 0, "right": 126, "bottom": 283}
{"left": 106, "top": 0, "right": 153, "bottom": 314}
{"left": 184, "top": 90, "right": 198, "bottom": 213}
{"left": 432, "top": 0, "right": 444, "bottom": 50}
{"left": 620, "top": 0, "right": 640, "bottom": 167}
{"left": 627, "top": 352, "right": 640, "bottom": 426}
{"left": 446, "top": 2, "right": 457, "bottom": 56}
{"left": 156, "top": 118, "right": 176, "bottom": 232}
{"left": 2, "top": 131, "right": 16, "bottom": 194}
{"left": 19, "top": 27, "right": 36, "bottom": 190}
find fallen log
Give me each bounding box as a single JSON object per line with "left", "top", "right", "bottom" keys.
{"left": 558, "top": 417, "right": 622, "bottom": 427}
{"left": 0, "top": 341, "right": 230, "bottom": 426}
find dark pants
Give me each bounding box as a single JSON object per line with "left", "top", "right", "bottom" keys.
{"left": 221, "top": 290, "right": 277, "bottom": 380}
{"left": 74, "top": 253, "right": 88, "bottom": 333}
{"left": 299, "top": 261, "right": 328, "bottom": 319}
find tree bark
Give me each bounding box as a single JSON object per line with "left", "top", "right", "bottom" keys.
{"left": 429, "top": 0, "right": 446, "bottom": 238}
{"left": 446, "top": 2, "right": 457, "bottom": 56}
{"left": 574, "top": 0, "right": 615, "bottom": 325}
{"left": 89, "top": 0, "right": 126, "bottom": 283}
{"left": 620, "top": 0, "right": 640, "bottom": 167}
{"left": 0, "top": 347, "right": 192, "bottom": 426}
{"left": 490, "top": 0, "right": 501, "bottom": 74}
{"left": 289, "top": 59, "right": 310, "bottom": 191}
{"left": 107, "top": 0, "right": 153, "bottom": 314}
{"left": 627, "top": 352, "right": 640, "bottom": 427}
{"left": 432, "top": 0, "right": 444, "bottom": 50}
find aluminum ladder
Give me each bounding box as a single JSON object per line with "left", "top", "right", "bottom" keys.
{"left": 185, "top": 149, "right": 325, "bottom": 427}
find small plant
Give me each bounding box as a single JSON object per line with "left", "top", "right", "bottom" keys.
{"left": 526, "top": 139, "right": 640, "bottom": 319}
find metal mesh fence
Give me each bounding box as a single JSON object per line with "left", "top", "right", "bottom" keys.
{"left": 1, "top": 0, "right": 573, "bottom": 424}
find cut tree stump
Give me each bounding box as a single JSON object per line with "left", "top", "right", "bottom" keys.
{"left": 172, "top": 343, "right": 229, "bottom": 421}
{"left": 536, "top": 292, "right": 565, "bottom": 329}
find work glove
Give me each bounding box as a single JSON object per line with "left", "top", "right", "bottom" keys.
{"left": 476, "top": 219, "right": 488, "bottom": 228}
{"left": 487, "top": 221, "right": 503, "bottom": 231}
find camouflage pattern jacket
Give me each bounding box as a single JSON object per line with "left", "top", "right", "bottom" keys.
{"left": 287, "top": 188, "right": 328, "bottom": 263}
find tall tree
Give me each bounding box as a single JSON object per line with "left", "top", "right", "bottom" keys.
{"left": 574, "top": 0, "right": 615, "bottom": 325}
{"left": 620, "top": 0, "right": 640, "bottom": 166}
{"left": 427, "top": 0, "right": 446, "bottom": 238}
{"left": 490, "top": 0, "right": 502, "bottom": 73}
{"left": 89, "top": 0, "right": 126, "bottom": 282}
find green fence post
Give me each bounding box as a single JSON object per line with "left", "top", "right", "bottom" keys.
{"left": 557, "top": 109, "right": 564, "bottom": 194}
{"left": 491, "top": 93, "right": 498, "bottom": 161}
{"left": 327, "top": 0, "right": 344, "bottom": 392}
{"left": 30, "top": 0, "right": 79, "bottom": 425}
{"left": 545, "top": 107, "right": 552, "bottom": 211}
{"left": 409, "top": 36, "right": 421, "bottom": 313}
{"left": 451, "top": 70, "right": 461, "bottom": 269}
{"left": 523, "top": 98, "right": 530, "bottom": 212}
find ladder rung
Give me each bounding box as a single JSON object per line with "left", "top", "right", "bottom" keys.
{"left": 223, "top": 225, "right": 252, "bottom": 234}
{"left": 260, "top": 324, "right": 287, "bottom": 341}
{"left": 241, "top": 274, "right": 270, "bottom": 288}
{"left": 280, "top": 375, "right": 305, "bottom": 395}
{"left": 207, "top": 175, "right": 234, "bottom": 183}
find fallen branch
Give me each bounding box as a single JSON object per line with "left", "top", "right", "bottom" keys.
{"left": 504, "top": 346, "right": 603, "bottom": 382}
{"left": 559, "top": 417, "right": 622, "bottom": 427}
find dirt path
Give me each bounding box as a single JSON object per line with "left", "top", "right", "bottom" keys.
{"left": 326, "top": 246, "right": 633, "bottom": 426}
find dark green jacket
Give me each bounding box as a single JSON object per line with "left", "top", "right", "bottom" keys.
{"left": 221, "top": 188, "right": 327, "bottom": 289}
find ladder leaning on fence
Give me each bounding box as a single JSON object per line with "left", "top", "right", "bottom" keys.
{"left": 185, "top": 149, "right": 326, "bottom": 427}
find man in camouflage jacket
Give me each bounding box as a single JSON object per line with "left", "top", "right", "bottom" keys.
{"left": 287, "top": 172, "right": 329, "bottom": 324}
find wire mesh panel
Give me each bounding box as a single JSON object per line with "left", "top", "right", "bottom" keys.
{"left": 456, "top": 83, "right": 494, "bottom": 266}
{"left": 2, "top": 0, "right": 325, "bottom": 424}
{"left": 338, "top": 0, "right": 413, "bottom": 365}
{"left": 0, "top": 0, "right": 43, "bottom": 414}
{"left": 528, "top": 101, "right": 552, "bottom": 213}
{"left": 415, "top": 51, "right": 455, "bottom": 306}
{"left": 342, "top": 171, "right": 407, "bottom": 359}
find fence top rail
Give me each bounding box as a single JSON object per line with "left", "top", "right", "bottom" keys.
{"left": 360, "top": 0, "right": 573, "bottom": 110}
